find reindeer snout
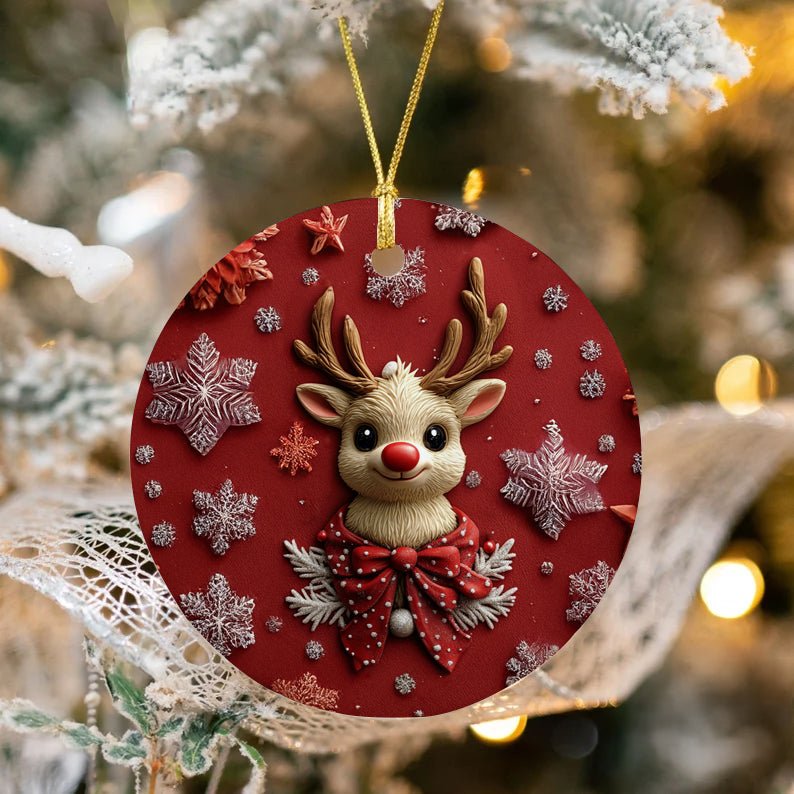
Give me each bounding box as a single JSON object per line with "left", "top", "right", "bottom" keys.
{"left": 381, "top": 442, "right": 420, "bottom": 473}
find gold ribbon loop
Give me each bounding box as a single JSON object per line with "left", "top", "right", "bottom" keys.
{"left": 339, "top": 2, "right": 445, "bottom": 250}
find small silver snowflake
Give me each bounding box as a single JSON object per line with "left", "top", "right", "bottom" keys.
{"left": 534, "top": 348, "right": 553, "bottom": 369}
{"left": 598, "top": 434, "right": 616, "bottom": 453}
{"left": 151, "top": 521, "right": 176, "bottom": 548}
{"left": 579, "top": 370, "right": 606, "bottom": 399}
{"left": 543, "top": 285, "right": 569, "bottom": 312}
{"left": 501, "top": 419, "right": 607, "bottom": 540}
{"left": 254, "top": 306, "right": 282, "bottom": 333}
{"left": 394, "top": 673, "right": 416, "bottom": 696}
{"left": 540, "top": 561, "right": 554, "bottom": 576}
{"left": 134, "top": 445, "right": 155, "bottom": 464}
{"left": 192, "top": 479, "right": 258, "bottom": 555}
{"left": 413, "top": 709, "right": 424, "bottom": 717}
{"left": 180, "top": 573, "right": 256, "bottom": 656}
{"left": 305, "top": 640, "right": 325, "bottom": 661}
{"left": 580, "top": 340, "right": 603, "bottom": 361}
{"left": 265, "top": 616, "right": 283, "bottom": 633}
{"left": 566, "top": 560, "right": 615, "bottom": 623}
{"left": 434, "top": 205, "right": 487, "bottom": 237}
{"left": 364, "top": 246, "right": 426, "bottom": 307}
{"left": 505, "top": 640, "right": 559, "bottom": 686}
{"left": 632, "top": 452, "right": 643, "bottom": 475}
{"left": 302, "top": 267, "right": 320, "bottom": 285}
{"left": 465, "top": 470, "right": 482, "bottom": 489}
{"left": 144, "top": 480, "right": 162, "bottom": 499}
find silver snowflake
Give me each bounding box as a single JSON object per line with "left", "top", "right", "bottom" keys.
{"left": 566, "top": 560, "right": 615, "bottom": 624}
{"left": 598, "top": 434, "right": 616, "bottom": 453}
{"left": 465, "top": 470, "right": 482, "bottom": 489}
{"left": 144, "top": 480, "right": 162, "bottom": 499}
{"left": 394, "top": 673, "right": 416, "bottom": 696}
{"left": 540, "top": 561, "right": 554, "bottom": 576}
{"left": 254, "top": 306, "right": 281, "bottom": 333}
{"left": 179, "top": 572, "right": 255, "bottom": 656}
{"left": 302, "top": 267, "right": 319, "bottom": 285}
{"left": 579, "top": 369, "right": 606, "bottom": 399}
{"left": 580, "top": 340, "right": 603, "bottom": 361}
{"left": 534, "top": 348, "right": 553, "bottom": 370}
{"left": 500, "top": 419, "right": 607, "bottom": 540}
{"left": 134, "top": 444, "right": 155, "bottom": 464}
{"left": 305, "top": 639, "right": 325, "bottom": 661}
{"left": 543, "top": 285, "right": 569, "bottom": 312}
{"left": 265, "top": 615, "right": 283, "bottom": 633}
{"left": 413, "top": 709, "right": 424, "bottom": 717}
{"left": 151, "top": 521, "right": 176, "bottom": 548}
{"left": 434, "top": 205, "right": 486, "bottom": 237}
{"left": 505, "top": 640, "right": 559, "bottom": 686}
{"left": 192, "top": 479, "right": 258, "bottom": 555}
{"left": 145, "top": 333, "right": 261, "bottom": 456}
{"left": 632, "top": 452, "right": 643, "bottom": 475}
{"left": 364, "top": 246, "right": 426, "bottom": 307}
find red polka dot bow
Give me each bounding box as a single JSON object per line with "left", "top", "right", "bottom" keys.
{"left": 322, "top": 507, "right": 492, "bottom": 672}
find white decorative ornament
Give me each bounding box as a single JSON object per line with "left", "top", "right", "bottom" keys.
{"left": 151, "top": 521, "right": 176, "bottom": 548}
{"left": 434, "top": 205, "right": 486, "bottom": 237}
{"left": 579, "top": 369, "right": 606, "bottom": 399}
{"left": 505, "top": 640, "right": 559, "bottom": 686}
{"left": 542, "top": 285, "right": 569, "bottom": 312}
{"left": 0, "top": 207, "right": 132, "bottom": 303}
{"left": 500, "top": 420, "right": 607, "bottom": 540}
{"left": 598, "top": 434, "right": 616, "bottom": 453}
{"left": 389, "top": 608, "right": 414, "bottom": 638}
{"left": 254, "top": 305, "right": 282, "bottom": 333}
{"left": 394, "top": 673, "right": 416, "bottom": 696}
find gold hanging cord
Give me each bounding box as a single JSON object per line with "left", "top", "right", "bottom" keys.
{"left": 338, "top": 1, "right": 445, "bottom": 250}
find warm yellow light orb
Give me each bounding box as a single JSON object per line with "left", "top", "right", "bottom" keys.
{"left": 477, "top": 36, "right": 513, "bottom": 73}
{"left": 462, "top": 167, "right": 485, "bottom": 209}
{"left": 700, "top": 558, "right": 764, "bottom": 619}
{"left": 715, "top": 355, "right": 777, "bottom": 416}
{"left": 470, "top": 714, "right": 527, "bottom": 744}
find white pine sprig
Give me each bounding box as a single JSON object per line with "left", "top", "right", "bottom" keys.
{"left": 283, "top": 540, "right": 349, "bottom": 630}
{"left": 453, "top": 538, "right": 518, "bottom": 629}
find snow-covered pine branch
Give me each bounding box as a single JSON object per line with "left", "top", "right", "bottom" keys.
{"left": 128, "top": 0, "right": 750, "bottom": 133}
{"left": 506, "top": 0, "right": 751, "bottom": 118}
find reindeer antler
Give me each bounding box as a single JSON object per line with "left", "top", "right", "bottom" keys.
{"left": 293, "top": 286, "right": 378, "bottom": 394}
{"left": 420, "top": 257, "right": 513, "bottom": 395}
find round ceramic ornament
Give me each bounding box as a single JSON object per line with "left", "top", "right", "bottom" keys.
{"left": 130, "top": 196, "right": 642, "bottom": 718}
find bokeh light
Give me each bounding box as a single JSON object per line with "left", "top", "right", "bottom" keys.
{"left": 714, "top": 355, "right": 778, "bottom": 416}
{"left": 462, "top": 167, "right": 485, "bottom": 208}
{"left": 700, "top": 558, "right": 765, "bottom": 619}
{"left": 477, "top": 36, "right": 512, "bottom": 73}
{"left": 470, "top": 715, "right": 527, "bottom": 744}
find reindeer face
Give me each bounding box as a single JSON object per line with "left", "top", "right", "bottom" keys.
{"left": 297, "top": 361, "right": 506, "bottom": 503}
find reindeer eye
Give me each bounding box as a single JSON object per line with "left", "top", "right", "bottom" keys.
{"left": 354, "top": 424, "right": 378, "bottom": 451}
{"left": 423, "top": 424, "right": 447, "bottom": 451}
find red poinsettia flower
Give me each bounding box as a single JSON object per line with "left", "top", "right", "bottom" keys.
{"left": 186, "top": 226, "right": 280, "bottom": 310}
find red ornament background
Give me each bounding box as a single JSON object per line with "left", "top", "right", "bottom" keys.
{"left": 130, "top": 198, "right": 641, "bottom": 718}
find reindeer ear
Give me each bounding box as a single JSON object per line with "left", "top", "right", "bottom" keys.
{"left": 448, "top": 379, "right": 506, "bottom": 428}
{"left": 296, "top": 384, "right": 351, "bottom": 428}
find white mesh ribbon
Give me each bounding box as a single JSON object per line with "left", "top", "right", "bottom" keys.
{"left": 1, "top": 402, "right": 792, "bottom": 753}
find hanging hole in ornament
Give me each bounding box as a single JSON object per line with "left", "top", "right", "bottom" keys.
{"left": 369, "top": 245, "right": 405, "bottom": 277}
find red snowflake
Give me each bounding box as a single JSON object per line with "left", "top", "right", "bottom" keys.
{"left": 270, "top": 421, "right": 319, "bottom": 475}
{"left": 302, "top": 205, "right": 348, "bottom": 254}
{"left": 186, "top": 225, "right": 280, "bottom": 310}
{"left": 270, "top": 672, "right": 339, "bottom": 711}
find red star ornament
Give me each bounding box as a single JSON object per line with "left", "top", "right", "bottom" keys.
{"left": 303, "top": 205, "right": 348, "bottom": 254}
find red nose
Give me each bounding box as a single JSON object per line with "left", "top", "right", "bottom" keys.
{"left": 381, "top": 442, "right": 420, "bottom": 473}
